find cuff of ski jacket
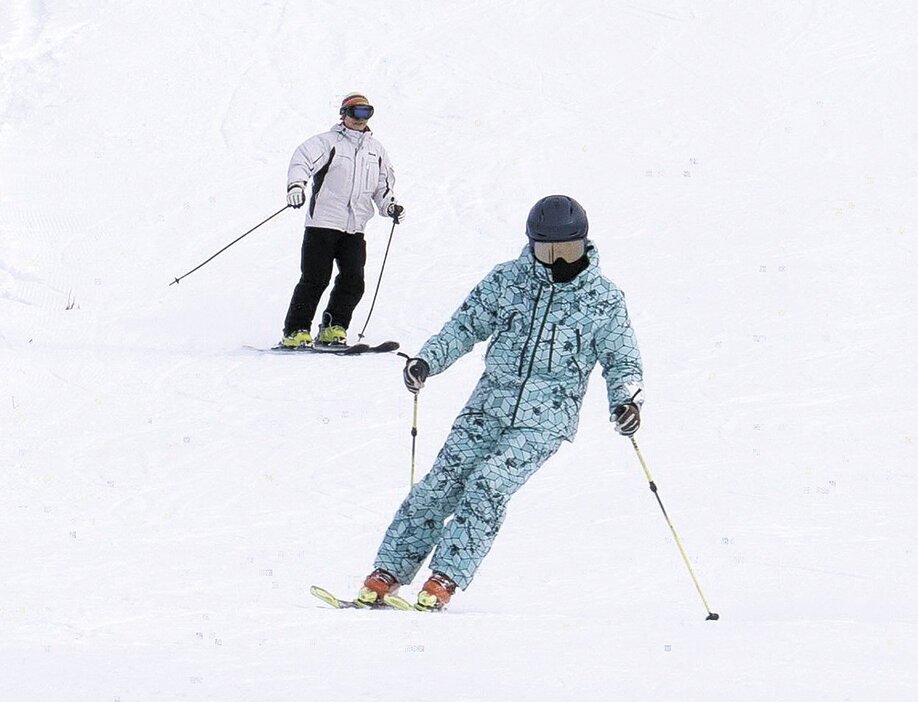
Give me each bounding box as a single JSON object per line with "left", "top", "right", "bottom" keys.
{"left": 287, "top": 181, "right": 306, "bottom": 192}
{"left": 609, "top": 382, "right": 644, "bottom": 413}
{"left": 416, "top": 354, "right": 437, "bottom": 376}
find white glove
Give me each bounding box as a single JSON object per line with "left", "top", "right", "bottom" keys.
{"left": 387, "top": 203, "right": 406, "bottom": 223}
{"left": 287, "top": 183, "right": 306, "bottom": 209}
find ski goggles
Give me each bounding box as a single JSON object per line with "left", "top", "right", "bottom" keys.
{"left": 532, "top": 239, "right": 586, "bottom": 264}
{"left": 343, "top": 104, "right": 375, "bottom": 120}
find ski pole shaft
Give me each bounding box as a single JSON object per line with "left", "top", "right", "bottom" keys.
{"left": 630, "top": 436, "right": 719, "bottom": 621}
{"left": 357, "top": 218, "right": 397, "bottom": 340}
{"left": 410, "top": 393, "right": 419, "bottom": 487}
{"left": 397, "top": 351, "right": 420, "bottom": 488}
{"left": 169, "top": 204, "right": 291, "bottom": 286}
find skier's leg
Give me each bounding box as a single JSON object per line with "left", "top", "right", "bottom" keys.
{"left": 429, "top": 428, "right": 564, "bottom": 590}
{"left": 283, "top": 228, "right": 338, "bottom": 335}
{"left": 322, "top": 231, "right": 366, "bottom": 329}
{"left": 373, "top": 412, "right": 501, "bottom": 585}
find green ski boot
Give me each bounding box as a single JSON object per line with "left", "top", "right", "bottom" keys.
{"left": 281, "top": 329, "right": 313, "bottom": 348}
{"left": 316, "top": 324, "right": 347, "bottom": 346}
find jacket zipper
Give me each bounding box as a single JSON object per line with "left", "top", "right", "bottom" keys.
{"left": 518, "top": 287, "right": 543, "bottom": 376}
{"left": 351, "top": 132, "right": 365, "bottom": 204}
{"left": 511, "top": 285, "right": 555, "bottom": 426}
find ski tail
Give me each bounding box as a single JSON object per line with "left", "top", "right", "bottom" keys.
{"left": 372, "top": 341, "right": 400, "bottom": 353}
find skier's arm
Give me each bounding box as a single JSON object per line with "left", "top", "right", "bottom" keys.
{"left": 417, "top": 268, "right": 502, "bottom": 375}
{"left": 372, "top": 147, "right": 399, "bottom": 216}
{"left": 597, "top": 292, "right": 644, "bottom": 416}
{"left": 287, "top": 135, "right": 331, "bottom": 188}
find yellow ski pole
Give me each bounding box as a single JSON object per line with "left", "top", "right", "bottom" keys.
{"left": 410, "top": 393, "right": 419, "bottom": 487}
{"left": 630, "top": 436, "right": 719, "bottom": 621}
{"left": 397, "top": 352, "right": 422, "bottom": 488}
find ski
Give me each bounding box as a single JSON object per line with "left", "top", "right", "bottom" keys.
{"left": 383, "top": 593, "right": 417, "bottom": 611}
{"left": 309, "top": 585, "right": 367, "bottom": 609}
{"left": 398, "top": 597, "right": 444, "bottom": 613}
{"left": 309, "top": 585, "right": 414, "bottom": 611}
{"left": 247, "top": 341, "right": 400, "bottom": 356}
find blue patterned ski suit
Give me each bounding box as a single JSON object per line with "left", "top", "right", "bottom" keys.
{"left": 374, "top": 244, "right": 643, "bottom": 589}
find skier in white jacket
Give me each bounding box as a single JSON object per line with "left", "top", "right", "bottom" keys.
{"left": 281, "top": 93, "right": 405, "bottom": 347}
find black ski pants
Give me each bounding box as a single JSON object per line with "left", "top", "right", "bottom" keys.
{"left": 283, "top": 227, "right": 366, "bottom": 335}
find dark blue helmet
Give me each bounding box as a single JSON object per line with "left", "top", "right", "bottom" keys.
{"left": 526, "top": 195, "right": 588, "bottom": 243}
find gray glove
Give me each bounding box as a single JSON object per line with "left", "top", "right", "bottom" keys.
{"left": 287, "top": 183, "right": 306, "bottom": 209}
{"left": 612, "top": 403, "right": 641, "bottom": 436}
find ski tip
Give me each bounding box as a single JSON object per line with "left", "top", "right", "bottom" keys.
{"left": 309, "top": 585, "right": 343, "bottom": 608}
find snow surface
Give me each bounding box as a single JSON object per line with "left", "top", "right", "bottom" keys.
{"left": 2, "top": 1, "right": 917, "bottom": 700}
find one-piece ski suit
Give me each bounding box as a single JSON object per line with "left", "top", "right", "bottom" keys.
{"left": 373, "top": 243, "right": 643, "bottom": 589}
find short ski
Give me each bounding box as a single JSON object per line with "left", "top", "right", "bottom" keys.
{"left": 247, "top": 341, "right": 400, "bottom": 356}
{"left": 309, "top": 585, "right": 414, "bottom": 611}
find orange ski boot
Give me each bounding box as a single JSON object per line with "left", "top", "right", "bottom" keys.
{"left": 416, "top": 572, "right": 457, "bottom": 611}
{"left": 357, "top": 568, "right": 400, "bottom": 606}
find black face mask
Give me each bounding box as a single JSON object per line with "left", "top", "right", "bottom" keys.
{"left": 539, "top": 254, "right": 589, "bottom": 283}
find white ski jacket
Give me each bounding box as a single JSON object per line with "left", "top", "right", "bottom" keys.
{"left": 287, "top": 123, "right": 399, "bottom": 234}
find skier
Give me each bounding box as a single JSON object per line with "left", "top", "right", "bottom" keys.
{"left": 357, "top": 195, "right": 644, "bottom": 610}
{"left": 281, "top": 93, "right": 405, "bottom": 348}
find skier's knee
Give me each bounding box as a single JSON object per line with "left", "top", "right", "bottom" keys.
{"left": 466, "top": 479, "right": 509, "bottom": 524}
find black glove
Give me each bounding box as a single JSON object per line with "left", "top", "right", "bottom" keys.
{"left": 403, "top": 357, "right": 429, "bottom": 394}
{"left": 612, "top": 403, "right": 641, "bottom": 436}
{"left": 387, "top": 203, "right": 406, "bottom": 224}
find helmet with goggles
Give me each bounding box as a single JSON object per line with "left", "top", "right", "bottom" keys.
{"left": 526, "top": 195, "right": 589, "bottom": 264}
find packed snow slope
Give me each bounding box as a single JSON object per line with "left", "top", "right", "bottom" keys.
{"left": 2, "top": 1, "right": 916, "bottom": 700}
